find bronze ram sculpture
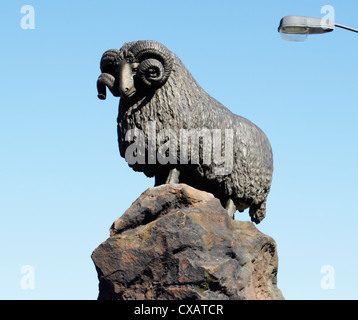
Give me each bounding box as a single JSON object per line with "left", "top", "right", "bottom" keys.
{"left": 97, "top": 40, "right": 273, "bottom": 223}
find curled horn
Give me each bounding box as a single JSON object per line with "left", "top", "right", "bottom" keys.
{"left": 128, "top": 40, "right": 173, "bottom": 88}
{"left": 97, "top": 49, "right": 122, "bottom": 99}
{"left": 99, "top": 49, "right": 122, "bottom": 73}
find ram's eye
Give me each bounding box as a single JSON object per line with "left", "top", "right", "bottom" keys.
{"left": 131, "top": 63, "right": 139, "bottom": 74}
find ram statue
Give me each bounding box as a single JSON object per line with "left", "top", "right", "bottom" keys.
{"left": 97, "top": 40, "right": 273, "bottom": 223}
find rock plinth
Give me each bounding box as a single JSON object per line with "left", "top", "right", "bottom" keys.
{"left": 91, "top": 184, "right": 284, "bottom": 300}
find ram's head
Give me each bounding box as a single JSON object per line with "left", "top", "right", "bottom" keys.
{"left": 97, "top": 41, "right": 173, "bottom": 100}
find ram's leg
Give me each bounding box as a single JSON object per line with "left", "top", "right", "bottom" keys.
{"left": 249, "top": 200, "right": 266, "bottom": 224}
{"left": 154, "top": 172, "right": 165, "bottom": 186}
{"left": 165, "top": 168, "right": 180, "bottom": 184}
{"left": 154, "top": 168, "right": 180, "bottom": 186}
{"left": 225, "top": 198, "right": 236, "bottom": 219}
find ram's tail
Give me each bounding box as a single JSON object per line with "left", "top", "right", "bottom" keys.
{"left": 249, "top": 200, "right": 267, "bottom": 224}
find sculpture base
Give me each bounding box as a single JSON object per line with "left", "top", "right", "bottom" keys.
{"left": 91, "top": 184, "right": 284, "bottom": 300}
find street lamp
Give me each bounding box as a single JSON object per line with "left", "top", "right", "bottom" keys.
{"left": 278, "top": 15, "right": 358, "bottom": 41}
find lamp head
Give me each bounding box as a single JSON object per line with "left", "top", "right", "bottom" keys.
{"left": 278, "top": 15, "right": 334, "bottom": 41}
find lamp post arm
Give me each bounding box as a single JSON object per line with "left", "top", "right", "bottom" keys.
{"left": 334, "top": 23, "right": 358, "bottom": 33}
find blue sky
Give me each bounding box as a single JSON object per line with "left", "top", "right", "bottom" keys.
{"left": 1, "top": 0, "right": 358, "bottom": 300}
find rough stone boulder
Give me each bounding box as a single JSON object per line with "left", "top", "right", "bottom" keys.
{"left": 91, "top": 184, "right": 284, "bottom": 300}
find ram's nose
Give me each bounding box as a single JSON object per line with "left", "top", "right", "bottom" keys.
{"left": 118, "top": 61, "right": 136, "bottom": 98}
